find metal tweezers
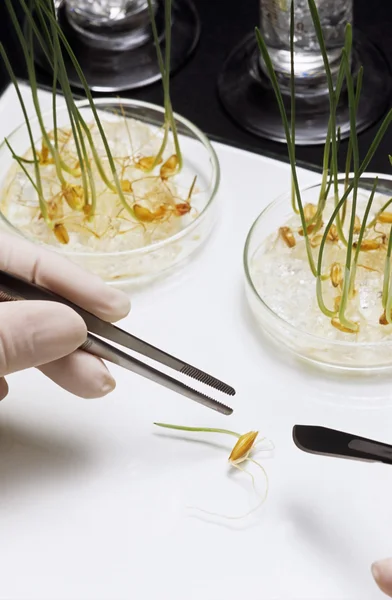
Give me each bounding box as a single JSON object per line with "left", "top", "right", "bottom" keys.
{"left": 0, "top": 269, "right": 234, "bottom": 415}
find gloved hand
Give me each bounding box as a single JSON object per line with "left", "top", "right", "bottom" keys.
{"left": 372, "top": 558, "right": 392, "bottom": 597}
{"left": 0, "top": 231, "right": 130, "bottom": 400}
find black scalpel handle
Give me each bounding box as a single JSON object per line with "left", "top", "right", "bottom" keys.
{"left": 293, "top": 425, "right": 392, "bottom": 465}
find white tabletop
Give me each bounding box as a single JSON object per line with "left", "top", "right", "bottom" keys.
{"left": 0, "top": 84, "right": 390, "bottom": 600}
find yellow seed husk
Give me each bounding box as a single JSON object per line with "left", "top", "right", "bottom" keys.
{"left": 353, "top": 239, "right": 381, "bottom": 251}
{"left": 38, "top": 142, "right": 54, "bottom": 165}
{"left": 298, "top": 222, "right": 322, "bottom": 236}
{"left": 378, "top": 212, "right": 392, "bottom": 224}
{"left": 304, "top": 203, "right": 317, "bottom": 222}
{"left": 54, "top": 223, "right": 69, "bottom": 244}
{"left": 310, "top": 235, "right": 323, "bottom": 248}
{"left": 135, "top": 156, "right": 163, "bottom": 171}
{"left": 160, "top": 154, "right": 179, "bottom": 180}
{"left": 133, "top": 204, "right": 155, "bottom": 222}
{"left": 279, "top": 226, "right": 296, "bottom": 248}
{"left": 229, "top": 431, "right": 258, "bottom": 464}
{"left": 83, "top": 204, "right": 92, "bottom": 218}
{"left": 175, "top": 202, "right": 191, "bottom": 216}
{"left": 133, "top": 203, "right": 166, "bottom": 222}
{"left": 327, "top": 224, "right": 339, "bottom": 242}
{"left": 62, "top": 183, "right": 85, "bottom": 211}
{"left": 298, "top": 205, "right": 322, "bottom": 236}
{"left": 334, "top": 296, "right": 341, "bottom": 311}
{"left": 331, "top": 317, "right": 358, "bottom": 334}
{"left": 353, "top": 215, "right": 361, "bottom": 233}
{"left": 330, "top": 262, "right": 343, "bottom": 288}
{"left": 121, "top": 179, "right": 133, "bottom": 193}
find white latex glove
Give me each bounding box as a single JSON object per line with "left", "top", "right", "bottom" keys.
{"left": 372, "top": 558, "right": 392, "bottom": 597}
{"left": 0, "top": 231, "right": 130, "bottom": 400}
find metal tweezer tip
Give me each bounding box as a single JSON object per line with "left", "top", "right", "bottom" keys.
{"left": 173, "top": 376, "right": 233, "bottom": 415}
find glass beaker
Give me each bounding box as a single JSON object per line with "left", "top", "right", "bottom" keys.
{"left": 217, "top": 0, "right": 391, "bottom": 145}
{"left": 64, "top": 0, "right": 154, "bottom": 51}
{"left": 33, "top": 0, "right": 201, "bottom": 92}
{"left": 259, "top": 0, "right": 353, "bottom": 94}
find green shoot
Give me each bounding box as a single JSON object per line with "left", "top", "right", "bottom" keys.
{"left": 344, "top": 66, "right": 363, "bottom": 195}
{"left": 35, "top": 0, "right": 136, "bottom": 217}
{"left": 289, "top": 0, "right": 298, "bottom": 214}
{"left": 154, "top": 423, "right": 241, "bottom": 437}
{"left": 385, "top": 261, "right": 392, "bottom": 324}
{"left": 349, "top": 177, "right": 378, "bottom": 294}
{"left": 309, "top": 5, "right": 353, "bottom": 244}
{"left": 307, "top": 0, "right": 339, "bottom": 224}
{"left": 336, "top": 49, "right": 359, "bottom": 331}
{"left": 5, "top": 138, "right": 40, "bottom": 196}
{"left": 18, "top": 0, "right": 94, "bottom": 212}
{"left": 382, "top": 229, "right": 392, "bottom": 312}
{"left": 315, "top": 114, "right": 392, "bottom": 322}
{"left": 146, "top": 0, "right": 182, "bottom": 172}
{"left": 367, "top": 197, "right": 392, "bottom": 229}
{"left": 255, "top": 26, "right": 317, "bottom": 276}
{"left": 313, "top": 45, "right": 349, "bottom": 232}
{"left": 4, "top": 0, "right": 70, "bottom": 186}
{"left": 0, "top": 43, "right": 47, "bottom": 222}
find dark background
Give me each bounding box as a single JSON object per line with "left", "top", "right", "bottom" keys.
{"left": 0, "top": 0, "right": 391, "bottom": 173}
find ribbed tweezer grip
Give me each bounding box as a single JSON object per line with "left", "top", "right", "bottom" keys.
{"left": 181, "top": 364, "right": 236, "bottom": 396}
{"left": 0, "top": 289, "right": 20, "bottom": 302}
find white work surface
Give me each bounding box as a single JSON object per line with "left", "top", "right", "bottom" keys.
{"left": 0, "top": 84, "right": 391, "bottom": 600}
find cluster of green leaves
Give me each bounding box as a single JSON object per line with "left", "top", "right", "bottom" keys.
{"left": 0, "top": 0, "right": 180, "bottom": 238}
{"left": 255, "top": 0, "right": 392, "bottom": 330}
